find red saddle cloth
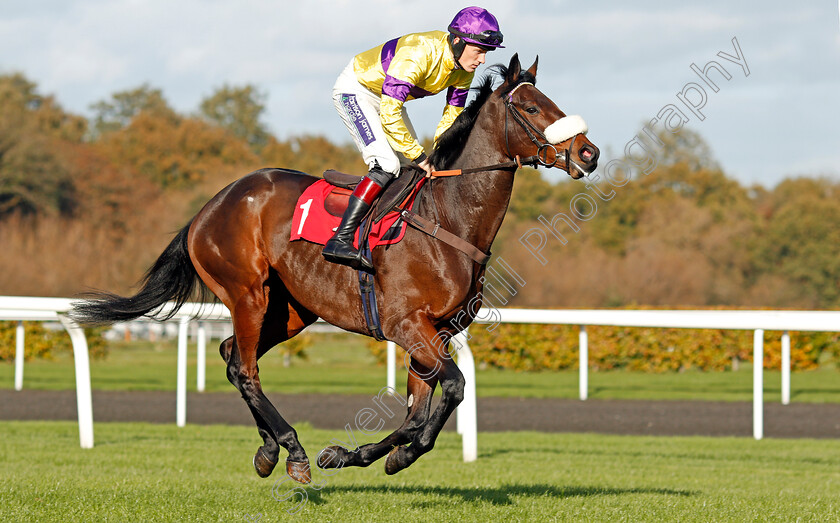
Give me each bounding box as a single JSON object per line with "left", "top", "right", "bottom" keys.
{"left": 290, "top": 179, "right": 412, "bottom": 249}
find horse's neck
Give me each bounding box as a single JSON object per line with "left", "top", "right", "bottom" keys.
{"left": 431, "top": 132, "right": 515, "bottom": 252}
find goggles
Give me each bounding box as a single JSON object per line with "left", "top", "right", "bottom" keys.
{"left": 448, "top": 27, "right": 504, "bottom": 47}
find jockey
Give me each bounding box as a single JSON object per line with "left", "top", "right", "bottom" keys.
{"left": 322, "top": 6, "right": 504, "bottom": 271}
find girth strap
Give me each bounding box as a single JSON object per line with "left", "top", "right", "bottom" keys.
{"left": 357, "top": 221, "right": 386, "bottom": 341}
{"left": 358, "top": 266, "right": 386, "bottom": 341}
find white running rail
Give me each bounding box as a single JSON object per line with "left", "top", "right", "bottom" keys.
{"left": 3, "top": 297, "right": 840, "bottom": 454}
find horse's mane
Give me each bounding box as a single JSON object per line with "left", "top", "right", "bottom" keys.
{"left": 430, "top": 64, "right": 537, "bottom": 169}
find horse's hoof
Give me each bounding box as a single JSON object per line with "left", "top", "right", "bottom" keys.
{"left": 253, "top": 447, "right": 278, "bottom": 478}
{"left": 317, "top": 445, "right": 348, "bottom": 469}
{"left": 286, "top": 459, "right": 312, "bottom": 484}
{"left": 384, "top": 445, "right": 410, "bottom": 475}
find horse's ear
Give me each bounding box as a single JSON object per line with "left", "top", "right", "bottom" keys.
{"left": 506, "top": 53, "right": 521, "bottom": 84}
{"left": 526, "top": 56, "right": 539, "bottom": 78}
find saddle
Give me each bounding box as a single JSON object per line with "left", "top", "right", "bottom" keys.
{"left": 322, "top": 166, "right": 426, "bottom": 221}
{"left": 289, "top": 166, "right": 426, "bottom": 250}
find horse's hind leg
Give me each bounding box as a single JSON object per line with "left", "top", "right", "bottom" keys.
{"left": 227, "top": 284, "right": 315, "bottom": 483}
{"left": 318, "top": 361, "right": 438, "bottom": 469}
{"left": 221, "top": 335, "right": 281, "bottom": 479}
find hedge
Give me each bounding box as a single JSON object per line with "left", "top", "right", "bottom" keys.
{"left": 466, "top": 323, "right": 838, "bottom": 372}
{"left": 366, "top": 309, "right": 840, "bottom": 372}
{"left": 0, "top": 321, "right": 108, "bottom": 361}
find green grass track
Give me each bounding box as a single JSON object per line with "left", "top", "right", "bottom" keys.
{"left": 1, "top": 421, "right": 838, "bottom": 521}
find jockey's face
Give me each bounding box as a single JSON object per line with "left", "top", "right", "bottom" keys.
{"left": 457, "top": 41, "right": 489, "bottom": 72}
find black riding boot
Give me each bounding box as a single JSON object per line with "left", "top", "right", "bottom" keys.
{"left": 322, "top": 175, "right": 387, "bottom": 272}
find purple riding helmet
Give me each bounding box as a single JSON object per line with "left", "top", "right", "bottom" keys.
{"left": 448, "top": 6, "right": 504, "bottom": 61}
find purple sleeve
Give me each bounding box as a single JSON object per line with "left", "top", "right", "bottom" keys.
{"left": 383, "top": 75, "right": 433, "bottom": 102}
{"left": 382, "top": 75, "right": 412, "bottom": 102}
{"left": 446, "top": 86, "right": 469, "bottom": 107}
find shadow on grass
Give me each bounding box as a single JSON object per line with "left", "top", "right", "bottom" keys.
{"left": 588, "top": 384, "right": 755, "bottom": 397}
{"left": 791, "top": 388, "right": 840, "bottom": 398}
{"left": 476, "top": 446, "right": 750, "bottom": 464}
{"left": 302, "top": 483, "right": 696, "bottom": 506}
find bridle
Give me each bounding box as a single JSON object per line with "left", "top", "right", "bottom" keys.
{"left": 396, "top": 81, "right": 586, "bottom": 265}
{"left": 503, "top": 82, "right": 576, "bottom": 174}
{"left": 429, "top": 81, "right": 580, "bottom": 178}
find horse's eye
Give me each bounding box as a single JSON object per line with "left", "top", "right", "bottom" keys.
{"left": 525, "top": 106, "right": 539, "bottom": 115}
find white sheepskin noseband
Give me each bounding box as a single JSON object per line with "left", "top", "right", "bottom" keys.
{"left": 545, "top": 115, "right": 588, "bottom": 144}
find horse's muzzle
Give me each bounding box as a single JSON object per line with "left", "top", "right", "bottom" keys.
{"left": 574, "top": 142, "right": 599, "bottom": 177}
{"left": 580, "top": 144, "right": 599, "bottom": 165}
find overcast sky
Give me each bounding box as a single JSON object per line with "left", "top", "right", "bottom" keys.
{"left": 3, "top": 0, "right": 839, "bottom": 187}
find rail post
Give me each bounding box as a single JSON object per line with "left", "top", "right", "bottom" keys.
{"left": 454, "top": 330, "right": 477, "bottom": 462}
{"left": 386, "top": 341, "right": 396, "bottom": 392}
{"left": 781, "top": 331, "right": 790, "bottom": 405}
{"left": 579, "top": 325, "right": 588, "bottom": 401}
{"left": 197, "top": 322, "right": 206, "bottom": 392}
{"left": 58, "top": 315, "right": 94, "bottom": 449}
{"left": 177, "top": 317, "right": 189, "bottom": 427}
{"left": 14, "top": 321, "right": 24, "bottom": 391}
{"left": 753, "top": 329, "right": 764, "bottom": 440}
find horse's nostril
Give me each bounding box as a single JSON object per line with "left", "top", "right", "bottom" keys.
{"left": 580, "top": 145, "right": 599, "bottom": 163}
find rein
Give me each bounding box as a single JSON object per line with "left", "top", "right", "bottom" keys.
{"left": 429, "top": 155, "right": 540, "bottom": 178}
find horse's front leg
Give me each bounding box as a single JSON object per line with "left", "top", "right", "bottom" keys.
{"left": 317, "top": 362, "right": 438, "bottom": 469}
{"left": 333, "top": 318, "right": 464, "bottom": 475}
{"left": 384, "top": 357, "right": 464, "bottom": 475}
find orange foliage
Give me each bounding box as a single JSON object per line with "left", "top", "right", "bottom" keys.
{"left": 97, "top": 111, "right": 258, "bottom": 188}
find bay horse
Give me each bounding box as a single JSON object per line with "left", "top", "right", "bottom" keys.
{"left": 72, "top": 54, "right": 599, "bottom": 483}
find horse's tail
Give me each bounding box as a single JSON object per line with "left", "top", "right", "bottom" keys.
{"left": 71, "top": 220, "right": 209, "bottom": 325}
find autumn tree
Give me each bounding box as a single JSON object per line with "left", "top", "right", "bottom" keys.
{"left": 506, "top": 168, "right": 553, "bottom": 221}
{"left": 751, "top": 178, "right": 840, "bottom": 307}
{"left": 89, "top": 84, "right": 176, "bottom": 137}
{"left": 0, "top": 73, "right": 86, "bottom": 218}
{"left": 95, "top": 109, "right": 258, "bottom": 189}
{"left": 260, "top": 135, "right": 365, "bottom": 176}
{"left": 199, "top": 84, "right": 270, "bottom": 151}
